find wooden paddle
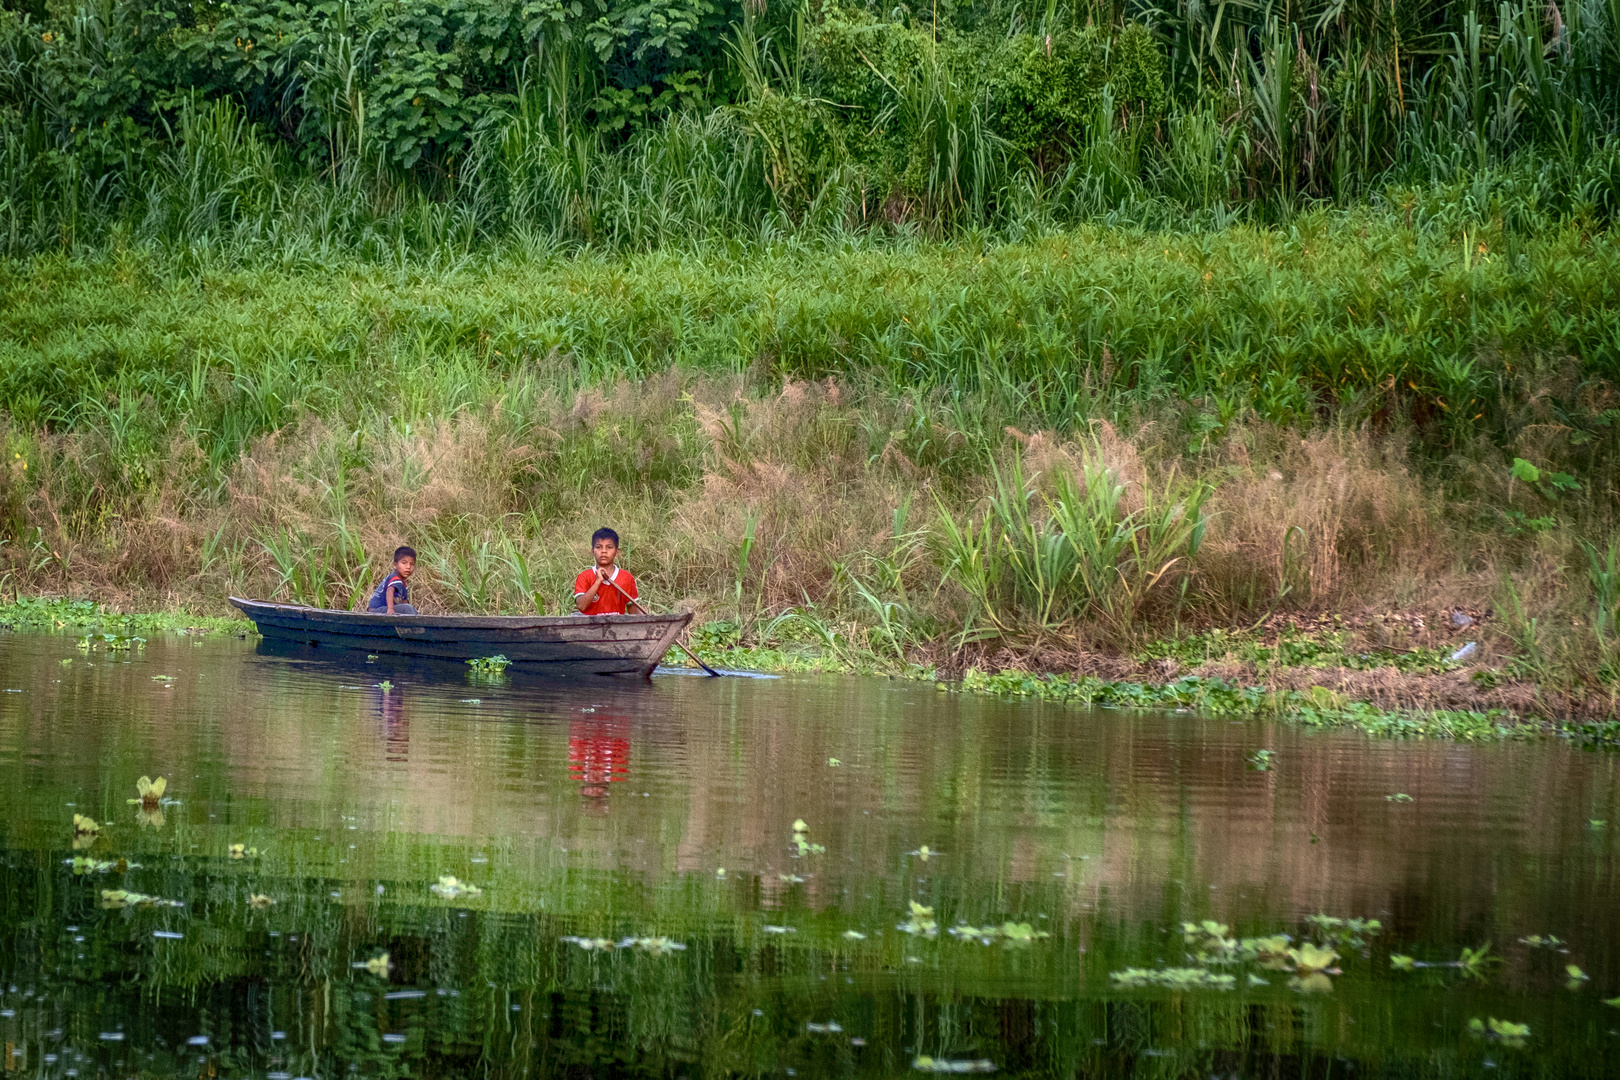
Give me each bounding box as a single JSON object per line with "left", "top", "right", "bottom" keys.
{"left": 596, "top": 572, "right": 722, "bottom": 677}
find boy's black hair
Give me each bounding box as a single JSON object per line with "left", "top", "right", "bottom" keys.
{"left": 591, "top": 527, "right": 620, "bottom": 547}
{"left": 394, "top": 545, "right": 417, "bottom": 563}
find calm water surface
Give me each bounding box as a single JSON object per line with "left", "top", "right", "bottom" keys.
{"left": 1, "top": 627, "right": 1618, "bottom": 1078}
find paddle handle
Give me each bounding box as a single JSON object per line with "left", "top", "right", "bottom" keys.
{"left": 598, "top": 573, "right": 721, "bottom": 677}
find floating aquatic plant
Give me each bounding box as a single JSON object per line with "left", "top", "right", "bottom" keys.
{"left": 429, "top": 875, "right": 482, "bottom": 900}
{"left": 78, "top": 633, "right": 145, "bottom": 652}
{"left": 127, "top": 776, "right": 168, "bottom": 827}
{"left": 1110, "top": 967, "right": 1237, "bottom": 990}
{"left": 1182, "top": 920, "right": 1237, "bottom": 957}
{"left": 1284, "top": 942, "right": 1341, "bottom": 991}
{"left": 150, "top": 675, "right": 173, "bottom": 682}
{"left": 1469, "top": 1017, "right": 1530, "bottom": 1046}
{"left": 1590, "top": 819, "right": 1607, "bottom": 829}
{"left": 1566, "top": 964, "right": 1590, "bottom": 986}
{"left": 1391, "top": 954, "right": 1417, "bottom": 971}
{"left": 129, "top": 776, "right": 167, "bottom": 809}
{"left": 1518, "top": 934, "right": 1566, "bottom": 950}
{"left": 466, "top": 655, "right": 510, "bottom": 675}
{"left": 826, "top": 757, "right": 841, "bottom": 766}
{"left": 842, "top": 930, "right": 868, "bottom": 940}
{"left": 71, "top": 856, "right": 134, "bottom": 874}
{"left": 762, "top": 925, "right": 796, "bottom": 934}
{"left": 355, "top": 952, "right": 390, "bottom": 976}
{"left": 375, "top": 680, "right": 394, "bottom": 692}
{"left": 1605, "top": 996, "right": 1620, "bottom": 1007}
{"left": 1306, "top": 915, "right": 1382, "bottom": 948}
{"left": 72, "top": 813, "right": 99, "bottom": 836}
{"left": 560, "top": 936, "right": 616, "bottom": 951}
{"left": 1385, "top": 793, "right": 1414, "bottom": 803}
{"left": 779, "top": 874, "right": 806, "bottom": 884}
{"left": 1458, "top": 944, "right": 1499, "bottom": 979}
{"left": 899, "top": 901, "right": 938, "bottom": 938}
{"left": 1247, "top": 749, "right": 1274, "bottom": 771}
{"left": 790, "top": 819, "right": 825, "bottom": 855}
{"left": 912, "top": 1057, "right": 997, "bottom": 1073}
{"left": 947, "top": 921, "right": 1050, "bottom": 946}
{"left": 100, "top": 889, "right": 182, "bottom": 909}
{"left": 248, "top": 894, "right": 275, "bottom": 909}
{"left": 806, "top": 1021, "right": 843, "bottom": 1033}
{"left": 620, "top": 936, "right": 686, "bottom": 955}
{"left": 908, "top": 845, "right": 938, "bottom": 861}
{"left": 228, "top": 844, "right": 259, "bottom": 859}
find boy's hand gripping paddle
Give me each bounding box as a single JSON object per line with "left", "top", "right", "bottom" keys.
{"left": 599, "top": 575, "right": 721, "bottom": 677}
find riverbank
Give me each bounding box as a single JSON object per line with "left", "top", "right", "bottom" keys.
{"left": 4, "top": 223, "right": 1620, "bottom": 712}
{"left": 5, "top": 596, "right": 1613, "bottom": 746}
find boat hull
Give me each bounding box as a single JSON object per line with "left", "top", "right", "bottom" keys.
{"left": 228, "top": 597, "right": 692, "bottom": 677}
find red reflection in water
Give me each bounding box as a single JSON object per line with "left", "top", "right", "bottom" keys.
{"left": 378, "top": 689, "right": 408, "bottom": 762}
{"left": 569, "top": 713, "right": 630, "bottom": 808}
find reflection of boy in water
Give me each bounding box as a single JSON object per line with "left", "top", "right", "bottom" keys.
{"left": 568, "top": 713, "right": 630, "bottom": 803}
{"left": 379, "top": 687, "right": 409, "bottom": 762}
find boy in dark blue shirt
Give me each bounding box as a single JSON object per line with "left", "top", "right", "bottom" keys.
{"left": 368, "top": 546, "right": 418, "bottom": 614}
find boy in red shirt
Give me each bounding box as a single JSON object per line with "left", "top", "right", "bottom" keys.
{"left": 574, "top": 527, "right": 641, "bottom": 616}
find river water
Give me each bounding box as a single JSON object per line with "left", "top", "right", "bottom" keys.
{"left": 0, "top": 627, "right": 1617, "bottom": 1078}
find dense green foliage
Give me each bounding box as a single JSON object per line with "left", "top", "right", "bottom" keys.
{"left": 1, "top": 0, "right": 1618, "bottom": 257}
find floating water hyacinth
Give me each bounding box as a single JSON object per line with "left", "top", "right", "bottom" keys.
{"left": 1385, "top": 793, "right": 1414, "bottom": 803}
{"left": 356, "top": 952, "right": 391, "bottom": 976}
{"left": 1110, "top": 967, "right": 1237, "bottom": 990}
{"left": 899, "top": 901, "right": 938, "bottom": 938}
{"left": 1605, "top": 996, "right": 1620, "bottom": 1008}
{"left": 71, "top": 856, "right": 135, "bottom": 874}
{"left": 101, "top": 889, "right": 183, "bottom": 909}
{"left": 948, "top": 922, "right": 1050, "bottom": 946}
{"left": 908, "top": 845, "right": 937, "bottom": 861}
{"left": 151, "top": 675, "right": 174, "bottom": 682}
{"left": 376, "top": 680, "right": 394, "bottom": 692}
{"left": 779, "top": 874, "right": 806, "bottom": 884}
{"left": 826, "top": 757, "right": 841, "bottom": 766}
{"left": 248, "top": 894, "right": 275, "bottom": 910}
{"left": 72, "top": 813, "right": 99, "bottom": 836}
{"left": 1566, "top": 964, "right": 1590, "bottom": 985}
{"left": 1391, "top": 954, "right": 1417, "bottom": 971}
{"left": 1247, "top": 749, "right": 1274, "bottom": 770}
{"left": 790, "top": 818, "right": 825, "bottom": 855}
{"left": 842, "top": 930, "right": 868, "bottom": 941}
{"left": 1285, "top": 943, "right": 1340, "bottom": 993}
{"left": 129, "top": 776, "right": 167, "bottom": 809}
{"left": 1306, "top": 915, "right": 1382, "bottom": 949}
{"left": 466, "top": 655, "right": 510, "bottom": 675}
{"left": 1518, "top": 934, "right": 1566, "bottom": 950}
{"left": 912, "top": 1056, "right": 997, "bottom": 1073}
{"left": 228, "top": 844, "right": 259, "bottom": 859}
{"left": 1469, "top": 1017, "right": 1530, "bottom": 1046}
{"left": 619, "top": 936, "right": 686, "bottom": 955}
{"left": 429, "top": 875, "right": 482, "bottom": 899}
{"left": 560, "top": 936, "right": 616, "bottom": 951}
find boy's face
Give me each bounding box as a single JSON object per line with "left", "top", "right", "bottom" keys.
{"left": 395, "top": 555, "right": 416, "bottom": 579}
{"left": 593, "top": 539, "right": 619, "bottom": 568}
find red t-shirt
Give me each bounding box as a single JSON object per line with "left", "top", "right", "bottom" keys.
{"left": 574, "top": 566, "right": 638, "bottom": 615}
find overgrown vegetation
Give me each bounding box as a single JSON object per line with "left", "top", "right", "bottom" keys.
{"left": 1, "top": 0, "right": 1618, "bottom": 253}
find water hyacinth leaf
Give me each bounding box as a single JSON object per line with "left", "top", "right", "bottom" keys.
{"left": 1604, "top": 996, "right": 1620, "bottom": 1007}
{"left": 72, "top": 813, "right": 99, "bottom": 835}
{"left": 1385, "top": 793, "right": 1414, "bottom": 803}
{"left": 900, "top": 901, "right": 938, "bottom": 937}
{"left": 1288, "top": 942, "right": 1339, "bottom": 974}
{"left": 842, "top": 930, "right": 867, "bottom": 940}
{"left": 248, "top": 894, "right": 275, "bottom": 909}
{"left": 130, "top": 776, "right": 167, "bottom": 808}
{"left": 910, "top": 845, "right": 937, "bottom": 860}
{"left": 792, "top": 819, "right": 808, "bottom": 833}
{"left": 430, "top": 875, "right": 482, "bottom": 899}
{"left": 358, "top": 952, "right": 391, "bottom": 976}
{"left": 1566, "top": 964, "right": 1589, "bottom": 982}
{"left": 1518, "top": 934, "right": 1565, "bottom": 949}
{"left": 912, "top": 1056, "right": 997, "bottom": 1073}
{"left": 1391, "top": 954, "right": 1417, "bottom": 971}
{"left": 827, "top": 758, "right": 841, "bottom": 766}
{"left": 1110, "top": 967, "right": 1237, "bottom": 990}
{"left": 376, "top": 680, "right": 394, "bottom": 691}
{"left": 560, "top": 936, "right": 616, "bottom": 951}
{"left": 466, "top": 655, "right": 510, "bottom": 674}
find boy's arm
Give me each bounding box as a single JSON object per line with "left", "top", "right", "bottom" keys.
{"left": 575, "top": 571, "right": 601, "bottom": 612}
{"left": 386, "top": 581, "right": 396, "bottom": 615}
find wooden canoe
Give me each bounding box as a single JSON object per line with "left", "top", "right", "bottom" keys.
{"left": 228, "top": 597, "right": 693, "bottom": 678}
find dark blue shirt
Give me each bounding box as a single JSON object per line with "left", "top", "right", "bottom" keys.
{"left": 368, "top": 573, "right": 409, "bottom": 612}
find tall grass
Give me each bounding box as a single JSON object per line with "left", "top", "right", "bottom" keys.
{"left": 1, "top": 1, "right": 1617, "bottom": 258}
